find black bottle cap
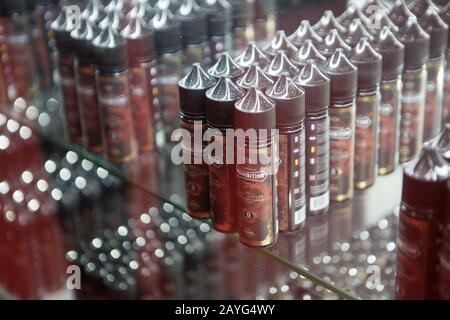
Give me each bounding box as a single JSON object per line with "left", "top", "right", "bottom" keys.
{"left": 71, "top": 18, "right": 101, "bottom": 65}
{"left": 288, "top": 20, "right": 323, "bottom": 48}
{"left": 179, "top": 63, "right": 217, "bottom": 117}
{"left": 264, "top": 50, "right": 299, "bottom": 79}
{"left": 313, "top": 10, "right": 347, "bottom": 37}
{"left": 322, "top": 48, "right": 358, "bottom": 102}
{"left": 409, "top": 0, "right": 441, "bottom": 17}
{"left": 318, "top": 29, "right": 352, "bottom": 58}
{"left": 389, "top": 0, "right": 415, "bottom": 28}
{"left": 121, "top": 12, "right": 156, "bottom": 64}
{"left": 402, "top": 143, "right": 449, "bottom": 211}
{"left": 397, "top": 16, "right": 430, "bottom": 70}
{"left": 199, "top": 0, "right": 232, "bottom": 37}
{"left": 152, "top": 7, "right": 182, "bottom": 55}
{"left": 375, "top": 27, "right": 405, "bottom": 80}
{"left": 234, "top": 88, "right": 276, "bottom": 132}
{"left": 236, "top": 63, "right": 274, "bottom": 90}
{"left": 263, "top": 30, "right": 298, "bottom": 59}
{"left": 93, "top": 25, "right": 129, "bottom": 73}
{"left": 235, "top": 42, "right": 271, "bottom": 69}
{"left": 344, "top": 18, "right": 375, "bottom": 47}
{"left": 98, "top": 8, "right": 127, "bottom": 31}
{"left": 338, "top": 6, "right": 372, "bottom": 28}
{"left": 292, "top": 39, "right": 326, "bottom": 69}
{"left": 294, "top": 60, "right": 330, "bottom": 113}
{"left": 350, "top": 38, "right": 382, "bottom": 90}
{"left": 177, "top": 0, "right": 208, "bottom": 46}
{"left": 2, "top": 0, "right": 28, "bottom": 15}
{"left": 266, "top": 73, "right": 305, "bottom": 128}
{"left": 419, "top": 6, "right": 449, "bottom": 59}
{"left": 208, "top": 53, "right": 244, "bottom": 79}
{"left": 228, "top": 0, "right": 252, "bottom": 29}
{"left": 206, "top": 77, "right": 245, "bottom": 128}
{"left": 81, "top": 0, "right": 106, "bottom": 24}
{"left": 51, "top": 8, "right": 78, "bottom": 56}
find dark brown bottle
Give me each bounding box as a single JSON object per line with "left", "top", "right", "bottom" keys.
{"left": 234, "top": 41, "right": 271, "bottom": 69}
{"left": 179, "top": 63, "right": 216, "bottom": 219}
{"left": 396, "top": 144, "right": 449, "bottom": 300}
{"left": 264, "top": 50, "right": 299, "bottom": 79}
{"left": 292, "top": 39, "right": 326, "bottom": 69}
{"left": 317, "top": 29, "right": 352, "bottom": 59}
{"left": 93, "top": 26, "right": 137, "bottom": 163}
{"left": 322, "top": 49, "right": 357, "bottom": 202}
{"left": 438, "top": 180, "right": 450, "bottom": 300}
{"left": 263, "top": 30, "right": 298, "bottom": 60}
{"left": 313, "top": 10, "right": 346, "bottom": 38}
{"left": 288, "top": 20, "right": 323, "bottom": 48}
{"left": 206, "top": 77, "right": 245, "bottom": 233}
{"left": 266, "top": 73, "right": 306, "bottom": 232}
{"left": 236, "top": 63, "right": 274, "bottom": 91}
{"left": 350, "top": 38, "right": 382, "bottom": 190}
{"left": 234, "top": 87, "right": 277, "bottom": 247}
{"left": 389, "top": 0, "right": 415, "bottom": 29}
{"left": 208, "top": 52, "right": 245, "bottom": 80}
{"left": 344, "top": 18, "right": 374, "bottom": 48}
{"left": 375, "top": 27, "right": 405, "bottom": 175}
{"left": 293, "top": 60, "right": 330, "bottom": 215}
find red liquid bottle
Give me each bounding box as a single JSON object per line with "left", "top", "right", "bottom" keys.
{"left": 396, "top": 144, "right": 449, "bottom": 300}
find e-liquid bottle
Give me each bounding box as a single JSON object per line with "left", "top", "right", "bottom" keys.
{"left": 397, "top": 17, "right": 430, "bottom": 163}
{"left": 344, "top": 18, "right": 374, "bottom": 48}
{"left": 208, "top": 52, "right": 244, "bottom": 80}
{"left": 389, "top": 0, "right": 415, "bottom": 29}
{"left": 317, "top": 28, "right": 352, "bottom": 59}
{"left": 263, "top": 30, "right": 298, "bottom": 61}
{"left": 396, "top": 144, "right": 449, "bottom": 300}
{"left": 236, "top": 63, "right": 274, "bottom": 91}
{"left": 266, "top": 73, "right": 306, "bottom": 232}
{"left": 288, "top": 20, "right": 323, "bottom": 48}
{"left": 228, "top": 0, "right": 254, "bottom": 56}
{"left": 294, "top": 60, "right": 330, "bottom": 215}
{"left": 313, "top": 10, "right": 346, "bottom": 38}
{"left": 375, "top": 27, "right": 405, "bottom": 175}
{"left": 93, "top": 26, "right": 137, "bottom": 163}
{"left": 178, "top": 63, "right": 216, "bottom": 219}
{"left": 234, "top": 87, "right": 277, "bottom": 247}
{"left": 440, "top": 7, "right": 450, "bottom": 124}
{"left": 350, "top": 38, "right": 382, "bottom": 190}
{"left": 177, "top": 0, "right": 209, "bottom": 74}
{"left": 51, "top": 8, "right": 82, "bottom": 144}
{"left": 234, "top": 41, "right": 270, "bottom": 70}
{"left": 152, "top": 7, "right": 183, "bottom": 143}
{"left": 206, "top": 77, "right": 244, "bottom": 233}
{"left": 121, "top": 12, "right": 157, "bottom": 154}
{"left": 292, "top": 39, "right": 326, "bottom": 70}
{"left": 322, "top": 49, "right": 357, "bottom": 202}
{"left": 419, "top": 7, "right": 448, "bottom": 141}
{"left": 264, "top": 50, "right": 299, "bottom": 79}
{"left": 253, "top": 0, "right": 276, "bottom": 48}
{"left": 438, "top": 177, "right": 450, "bottom": 300}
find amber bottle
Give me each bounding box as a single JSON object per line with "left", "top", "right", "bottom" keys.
{"left": 234, "top": 87, "right": 277, "bottom": 247}
{"left": 350, "top": 38, "right": 382, "bottom": 190}
{"left": 266, "top": 73, "right": 306, "bottom": 232}
{"left": 179, "top": 63, "right": 216, "bottom": 219}
{"left": 322, "top": 49, "right": 357, "bottom": 202}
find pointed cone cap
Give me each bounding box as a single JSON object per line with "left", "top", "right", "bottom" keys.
{"left": 179, "top": 63, "right": 217, "bottom": 116}
{"left": 322, "top": 49, "right": 357, "bottom": 101}
{"left": 292, "top": 39, "right": 327, "bottom": 68}
{"left": 288, "top": 20, "right": 323, "bottom": 47}
{"left": 92, "top": 25, "right": 129, "bottom": 73}
{"left": 345, "top": 18, "right": 374, "bottom": 47}
{"left": 263, "top": 30, "right": 298, "bottom": 59}
{"left": 121, "top": 13, "right": 155, "bottom": 63}
{"left": 419, "top": 6, "right": 449, "bottom": 59}
{"left": 237, "top": 64, "right": 274, "bottom": 90}
{"left": 51, "top": 8, "right": 78, "bottom": 55}
{"left": 397, "top": 16, "right": 430, "bottom": 69}
{"left": 130, "top": 0, "right": 156, "bottom": 27}
{"left": 338, "top": 6, "right": 372, "bottom": 28}
{"left": 264, "top": 50, "right": 299, "bottom": 78}
{"left": 294, "top": 60, "right": 330, "bottom": 113}
{"left": 318, "top": 29, "right": 352, "bottom": 58}
{"left": 409, "top": 0, "right": 440, "bottom": 17}
{"left": 266, "top": 73, "right": 305, "bottom": 127}
{"left": 389, "top": 0, "right": 415, "bottom": 28}
{"left": 206, "top": 77, "right": 245, "bottom": 127}
{"left": 71, "top": 18, "right": 101, "bottom": 65}
{"left": 234, "top": 88, "right": 276, "bottom": 131}
{"left": 313, "top": 10, "right": 346, "bottom": 37}
{"left": 82, "top": 0, "right": 107, "bottom": 24}
{"left": 98, "top": 8, "right": 126, "bottom": 31}
{"left": 208, "top": 53, "right": 245, "bottom": 79}
{"left": 433, "top": 123, "right": 450, "bottom": 161}
{"left": 375, "top": 26, "right": 405, "bottom": 80}
{"left": 350, "top": 38, "right": 382, "bottom": 89}
{"left": 235, "top": 42, "right": 271, "bottom": 69}
{"left": 372, "top": 11, "right": 399, "bottom": 34}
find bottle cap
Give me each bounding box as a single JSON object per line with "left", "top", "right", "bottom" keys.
{"left": 292, "top": 39, "right": 327, "bottom": 69}
{"left": 206, "top": 77, "right": 245, "bottom": 127}
{"left": 294, "top": 60, "right": 330, "bottom": 113}
{"left": 288, "top": 20, "right": 323, "bottom": 48}
{"left": 264, "top": 50, "right": 299, "bottom": 79}
{"left": 235, "top": 42, "right": 271, "bottom": 69}
{"left": 179, "top": 63, "right": 217, "bottom": 117}
{"left": 199, "top": 0, "right": 232, "bottom": 37}
{"left": 370, "top": 11, "right": 399, "bottom": 34}
{"left": 419, "top": 6, "right": 449, "bottom": 59}
{"left": 93, "top": 25, "right": 129, "bottom": 73}
{"left": 362, "top": 0, "right": 388, "bottom": 13}
{"left": 51, "top": 8, "right": 78, "bottom": 56}
{"left": 177, "top": 0, "right": 208, "bottom": 46}
{"left": 263, "top": 30, "right": 298, "bottom": 59}
{"left": 237, "top": 63, "right": 274, "bottom": 90}
{"left": 397, "top": 16, "right": 430, "bottom": 70}
{"left": 375, "top": 26, "right": 405, "bottom": 80}
{"left": 322, "top": 48, "right": 358, "bottom": 101}
{"left": 81, "top": 0, "right": 107, "bottom": 24}
{"left": 313, "top": 10, "right": 346, "bottom": 37}
{"left": 350, "top": 38, "right": 382, "bottom": 90}
{"left": 389, "top": 0, "right": 415, "bottom": 28}
{"left": 132, "top": 0, "right": 157, "bottom": 27}
{"left": 344, "top": 18, "right": 375, "bottom": 47}
{"left": 208, "top": 53, "right": 244, "bottom": 79}
{"left": 433, "top": 123, "right": 450, "bottom": 162}
{"left": 228, "top": 0, "right": 252, "bottom": 29}
{"left": 318, "top": 29, "right": 352, "bottom": 58}
{"left": 234, "top": 88, "right": 276, "bottom": 132}
{"left": 338, "top": 6, "right": 372, "bottom": 28}
{"left": 409, "top": 0, "right": 441, "bottom": 17}
{"left": 121, "top": 12, "right": 156, "bottom": 64}
{"left": 71, "top": 18, "right": 101, "bottom": 65}
{"left": 98, "top": 8, "right": 127, "bottom": 31}
{"left": 152, "top": 7, "right": 182, "bottom": 55}
{"left": 266, "top": 73, "right": 305, "bottom": 127}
